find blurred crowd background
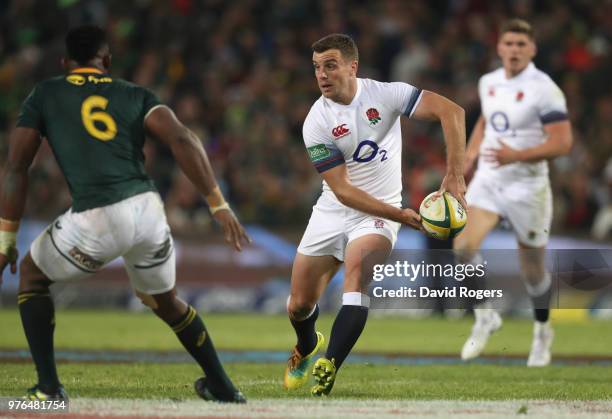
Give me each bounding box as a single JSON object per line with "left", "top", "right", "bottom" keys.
{"left": 0, "top": 0, "right": 611, "bottom": 240}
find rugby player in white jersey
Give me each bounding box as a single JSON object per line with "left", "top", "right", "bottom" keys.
{"left": 283, "top": 33, "right": 467, "bottom": 396}
{"left": 456, "top": 19, "right": 573, "bottom": 366}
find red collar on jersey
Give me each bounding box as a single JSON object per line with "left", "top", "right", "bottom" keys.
{"left": 70, "top": 67, "right": 104, "bottom": 74}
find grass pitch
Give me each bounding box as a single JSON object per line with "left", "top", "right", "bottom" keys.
{"left": 0, "top": 309, "right": 610, "bottom": 355}
{"left": 0, "top": 309, "right": 611, "bottom": 418}
{"left": 1, "top": 362, "right": 610, "bottom": 401}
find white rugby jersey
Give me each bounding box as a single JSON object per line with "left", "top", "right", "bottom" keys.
{"left": 478, "top": 62, "right": 568, "bottom": 182}
{"left": 303, "top": 78, "right": 422, "bottom": 206}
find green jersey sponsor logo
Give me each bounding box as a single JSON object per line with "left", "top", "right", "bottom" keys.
{"left": 307, "top": 144, "right": 331, "bottom": 162}
{"left": 66, "top": 75, "right": 86, "bottom": 85}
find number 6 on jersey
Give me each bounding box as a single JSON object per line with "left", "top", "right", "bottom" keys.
{"left": 81, "top": 95, "right": 117, "bottom": 141}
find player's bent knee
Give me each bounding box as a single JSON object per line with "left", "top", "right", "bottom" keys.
{"left": 150, "top": 288, "right": 188, "bottom": 324}
{"left": 522, "top": 271, "right": 551, "bottom": 297}
{"left": 135, "top": 289, "right": 159, "bottom": 309}
{"left": 19, "top": 253, "right": 38, "bottom": 277}
{"left": 287, "top": 295, "right": 316, "bottom": 320}
{"left": 18, "top": 253, "right": 52, "bottom": 293}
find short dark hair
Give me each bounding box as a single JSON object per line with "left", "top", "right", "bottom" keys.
{"left": 500, "top": 19, "right": 534, "bottom": 40}
{"left": 65, "top": 25, "right": 107, "bottom": 65}
{"left": 311, "top": 33, "right": 359, "bottom": 62}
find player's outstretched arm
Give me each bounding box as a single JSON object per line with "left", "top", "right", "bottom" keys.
{"left": 411, "top": 90, "right": 467, "bottom": 209}
{"left": 320, "top": 164, "right": 422, "bottom": 230}
{"left": 483, "top": 120, "right": 572, "bottom": 166}
{"left": 144, "top": 106, "right": 250, "bottom": 251}
{"left": 0, "top": 127, "right": 42, "bottom": 281}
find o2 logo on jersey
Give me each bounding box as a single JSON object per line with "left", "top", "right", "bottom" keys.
{"left": 490, "top": 111, "right": 509, "bottom": 132}
{"left": 353, "top": 140, "right": 388, "bottom": 163}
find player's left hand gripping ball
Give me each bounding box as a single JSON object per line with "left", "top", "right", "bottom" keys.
{"left": 419, "top": 192, "right": 467, "bottom": 240}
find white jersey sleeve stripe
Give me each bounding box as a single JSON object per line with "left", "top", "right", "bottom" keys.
{"left": 403, "top": 89, "right": 423, "bottom": 117}
{"left": 143, "top": 104, "right": 171, "bottom": 123}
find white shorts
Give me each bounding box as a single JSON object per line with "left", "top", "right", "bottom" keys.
{"left": 466, "top": 172, "right": 552, "bottom": 247}
{"left": 31, "top": 192, "right": 175, "bottom": 294}
{"left": 297, "top": 193, "right": 401, "bottom": 261}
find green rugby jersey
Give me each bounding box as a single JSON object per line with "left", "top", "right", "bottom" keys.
{"left": 17, "top": 67, "right": 160, "bottom": 212}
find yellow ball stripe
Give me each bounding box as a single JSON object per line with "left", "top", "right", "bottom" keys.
{"left": 422, "top": 219, "right": 450, "bottom": 240}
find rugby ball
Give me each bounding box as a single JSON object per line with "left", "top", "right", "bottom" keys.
{"left": 419, "top": 192, "right": 467, "bottom": 240}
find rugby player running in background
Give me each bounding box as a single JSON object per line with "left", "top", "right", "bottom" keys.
{"left": 456, "top": 19, "right": 573, "bottom": 366}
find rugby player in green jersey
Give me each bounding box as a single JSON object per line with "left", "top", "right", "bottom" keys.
{"left": 0, "top": 25, "right": 250, "bottom": 403}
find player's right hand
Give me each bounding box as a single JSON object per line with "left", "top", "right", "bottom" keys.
{"left": 399, "top": 208, "right": 423, "bottom": 231}
{"left": 0, "top": 248, "right": 18, "bottom": 286}
{"left": 213, "top": 209, "right": 252, "bottom": 251}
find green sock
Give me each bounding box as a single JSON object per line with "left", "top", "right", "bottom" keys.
{"left": 170, "top": 306, "right": 236, "bottom": 396}
{"left": 18, "top": 291, "right": 60, "bottom": 393}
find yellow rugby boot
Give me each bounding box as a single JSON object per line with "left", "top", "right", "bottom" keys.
{"left": 283, "top": 331, "right": 324, "bottom": 390}
{"left": 310, "top": 357, "right": 336, "bottom": 396}
{"left": 24, "top": 384, "right": 68, "bottom": 401}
